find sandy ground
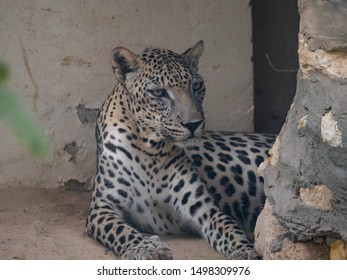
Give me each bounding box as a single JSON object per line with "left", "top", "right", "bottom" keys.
{"left": 0, "top": 187, "right": 224, "bottom": 260}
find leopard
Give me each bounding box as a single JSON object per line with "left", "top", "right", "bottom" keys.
{"left": 86, "top": 40, "right": 275, "bottom": 260}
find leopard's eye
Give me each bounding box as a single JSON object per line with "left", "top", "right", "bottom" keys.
{"left": 192, "top": 81, "right": 204, "bottom": 91}
{"left": 148, "top": 89, "right": 169, "bottom": 99}
{"left": 192, "top": 81, "right": 205, "bottom": 100}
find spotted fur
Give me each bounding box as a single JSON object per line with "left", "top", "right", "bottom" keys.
{"left": 86, "top": 41, "right": 275, "bottom": 259}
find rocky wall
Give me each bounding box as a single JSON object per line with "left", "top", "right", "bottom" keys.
{"left": 255, "top": 0, "right": 347, "bottom": 260}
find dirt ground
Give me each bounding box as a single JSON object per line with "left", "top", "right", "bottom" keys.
{"left": 0, "top": 187, "right": 223, "bottom": 260}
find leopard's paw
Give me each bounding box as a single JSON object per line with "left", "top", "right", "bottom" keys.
{"left": 121, "top": 235, "right": 173, "bottom": 260}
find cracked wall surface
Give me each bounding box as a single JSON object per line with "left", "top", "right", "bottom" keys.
{"left": 0, "top": 0, "right": 253, "bottom": 188}
{"left": 255, "top": 0, "right": 347, "bottom": 260}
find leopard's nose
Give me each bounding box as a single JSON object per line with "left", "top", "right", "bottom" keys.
{"left": 182, "top": 120, "right": 204, "bottom": 135}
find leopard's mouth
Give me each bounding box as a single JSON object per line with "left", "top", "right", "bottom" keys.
{"left": 160, "top": 126, "right": 205, "bottom": 147}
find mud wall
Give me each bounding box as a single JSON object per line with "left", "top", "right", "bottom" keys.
{"left": 0, "top": 0, "right": 253, "bottom": 188}
{"left": 255, "top": 0, "right": 347, "bottom": 259}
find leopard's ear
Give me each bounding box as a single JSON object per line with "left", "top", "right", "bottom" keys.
{"left": 182, "top": 40, "right": 204, "bottom": 73}
{"left": 111, "top": 47, "right": 142, "bottom": 83}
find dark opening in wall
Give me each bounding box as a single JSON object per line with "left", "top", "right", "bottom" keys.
{"left": 252, "top": 0, "right": 300, "bottom": 133}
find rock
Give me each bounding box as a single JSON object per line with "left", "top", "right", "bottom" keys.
{"left": 299, "top": 184, "right": 332, "bottom": 210}
{"left": 299, "top": 0, "right": 347, "bottom": 52}
{"left": 330, "top": 240, "right": 347, "bottom": 260}
{"left": 255, "top": 1, "right": 347, "bottom": 258}
{"left": 321, "top": 111, "right": 343, "bottom": 148}
{"left": 255, "top": 201, "right": 329, "bottom": 260}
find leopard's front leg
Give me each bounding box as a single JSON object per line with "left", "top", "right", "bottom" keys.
{"left": 86, "top": 194, "right": 172, "bottom": 260}
{"left": 200, "top": 207, "right": 261, "bottom": 260}
{"left": 169, "top": 175, "right": 260, "bottom": 260}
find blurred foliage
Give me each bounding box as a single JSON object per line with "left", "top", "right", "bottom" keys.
{"left": 0, "top": 60, "right": 49, "bottom": 157}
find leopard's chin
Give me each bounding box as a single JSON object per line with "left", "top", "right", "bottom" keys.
{"left": 174, "top": 137, "right": 203, "bottom": 148}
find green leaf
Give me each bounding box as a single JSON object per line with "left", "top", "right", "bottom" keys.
{"left": 0, "top": 87, "right": 49, "bottom": 157}
{"left": 0, "top": 61, "right": 10, "bottom": 83}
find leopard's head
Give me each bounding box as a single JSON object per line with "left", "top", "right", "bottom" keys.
{"left": 111, "top": 41, "right": 205, "bottom": 146}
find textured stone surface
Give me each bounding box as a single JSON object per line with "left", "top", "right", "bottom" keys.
{"left": 299, "top": 184, "right": 332, "bottom": 210}
{"left": 255, "top": 201, "right": 329, "bottom": 260}
{"left": 298, "top": 37, "right": 347, "bottom": 80}
{"left": 76, "top": 104, "right": 99, "bottom": 125}
{"left": 321, "top": 111, "right": 343, "bottom": 147}
{"left": 299, "top": 0, "right": 347, "bottom": 52}
{"left": 263, "top": 71, "right": 347, "bottom": 243}
{"left": 255, "top": 0, "right": 347, "bottom": 259}
{"left": 330, "top": 240, "right": 347, "bottom": 260}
